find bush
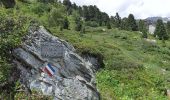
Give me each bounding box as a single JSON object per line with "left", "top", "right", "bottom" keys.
{"left": 75, "top": 22, "right": 82, "bottom": 31}
{"left": 48, "top": 8, "right": 65, "bottom": 27}
{"left": 110, "top": 56, "right": 143, "bottom": 71}
{"left": 31, "top": 3, "right": 51, "bottom": 16}
{"left": 37, "top": 0, "right": 57, "bottom": 3}
{"left": 63, "top": 17, "right": 69, "bottom": 29}
{"left": 0, "top": 14, "right": 29, "bottom": 92}
{"left": 17, "top": 0, "right": 30, "bottom": 3}
{"left": 85, "top": 21, "right": 99, "bottom": 27}
{"left": 107, "top": 22, "right": 111, "bottom": 29}
{"left": 0, "top": 58, "right": 11, "bottom": 83}
{"left": 1, "top": 0, "right": 15, "bottom": 8}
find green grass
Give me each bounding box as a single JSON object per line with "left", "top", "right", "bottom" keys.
{"left": 51, "top": 28, "right": 170, "bottom": 99}
{"left": 1, "top": 1, "right": 170, "bottom": 99}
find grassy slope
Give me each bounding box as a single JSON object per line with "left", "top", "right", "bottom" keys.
{"left": 50, "top": 27, "right": 170, "bottom": 99}
{"left": 1, "top": 1, "right": 170, "bottom": 100}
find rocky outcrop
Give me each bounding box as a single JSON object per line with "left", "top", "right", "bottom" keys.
{"left": 12, "top": 26, "right": 100, "bottom": 100}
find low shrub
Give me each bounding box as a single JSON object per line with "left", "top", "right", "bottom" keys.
{"left": 85, "top": 21, "right": 99, "bottom": 27}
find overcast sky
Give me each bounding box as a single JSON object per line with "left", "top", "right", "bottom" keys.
{"left": 68, "top": 0, "right": 170, "bottom": 19}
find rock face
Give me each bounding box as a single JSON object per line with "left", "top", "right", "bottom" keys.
{"left": 13, "top": 26, "right": 100, "bottom": 100}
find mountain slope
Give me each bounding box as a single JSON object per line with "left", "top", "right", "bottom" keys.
{"left": 53, "top": 27, "right": 169, "bottom": 99}
{"left": 1, "top": 1, "right": 170, "bottom": 100}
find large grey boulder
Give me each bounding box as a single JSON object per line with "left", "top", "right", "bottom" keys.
{"left": 13, "top": 26, "right": 100, "bottom": 100}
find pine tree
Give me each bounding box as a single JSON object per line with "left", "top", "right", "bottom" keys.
{"left": 75, "top": 21, "right": 82, "bottom": 31}
{"left": 128, "top": 14, "right": 138, "bottom": 31}
{"left": 48, "top": 8, "right": 65, "bottom": 27}
{"left": 1, "top": 0, "right": 15, "bottom": 8}
{"left": 110, "top": 16, "right": 116, "bottom": 27}
{"left": 93, "top": 5, "right": 100, "bottom": 21}
{"left": 154, "top": 19, "right": 168, "bottom": 40}
{"left": 107, "top": 22, "right": 111, "bottom": 29}
{"left": 138, "top": 20, "right": 148, "bottom": 38}
{"left": 115, "top": 12, "right": 121, "bottom": 28}
{"left": 120, "top": 17, "right": 129, "bottom": 30}
{"left": 166, "top": 21, "right": 170, "bottom": 36}
{"left": 78, "top": 6, "right": 83, "bottom": 17}
{"left": 73, "top": 11, "right": 82, "bottom": 31}
{"left": 72, "top": 3, "right": 78, "bottom": 10}
{"left": 101, "top": 12, "right": 109, "bottom": 26}
{"left": 88, "top": 5, "right": 95, "bottom": 21}
{"left": 63, "top": 0, "right": 72, "bottom": 14}
{"left": 80, "top": 26, "right": 85, "bottom": 37}
{"left": 38, "top": 0, "right": 58, "bottom": 3}
{"left": 97, "top": 12, "right": 103, "bottom": 26}
{"left": 63, "top": 17, "right": 69, "bottom": 29}
{"left": 83, "top": 6, "right": 90, "bottom": 21}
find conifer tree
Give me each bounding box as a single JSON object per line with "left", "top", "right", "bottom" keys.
{"left": 128, "top": 14, "right": 138, "bottom": 31}
{"left": 154, "top": 19, "right": 168, "bottom": 40}
{"left": 138, "top": 20, "right": 148, "bottom": 38}
{"left": 166, "top": 21, "right": 170, "bottom": 36}
{"left": 101, "top": 12, "right": 109, "bottom": 26}
{"left": 120, "top": 17, "right": 129, "bottom": 30}
{"left": 115, "top": 13, "right": 121, "bottom": 28}
{"left": 107, "top": 22, "right": 111, "bottom": 29}
{"left": 73, "top": 11, "right": 82, "bottom": 31}
{"left": 63, "top": 0, "right": 72, "bottom": 12}
{"left": 110, "top": 16, "right": 116, "bottom": 27}
{"left": 63, "top": 17, "right": 69, "bottom": 29}
{"left": 83, "top": 6, "right": 90, "bottom": 21}
{"left": 1, "top": 0, "right": 15, "bottom": 8}
{"left": 72, "top": 3, "right": 78, "bottom": 10}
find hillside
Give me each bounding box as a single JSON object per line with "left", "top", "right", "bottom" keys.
{"left": 1, "top": 1, "right": 170, "bottom": 100}
{"left": 54, "top": 27, "right": 170, "bottom": 100}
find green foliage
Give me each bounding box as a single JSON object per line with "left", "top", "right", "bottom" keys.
{"left": 120, "top": 17, "right": 130, "bottom": 30}
{"left": 52, "top": 27, "right": 170, "bottom": 99}
{"left": 74, "top": 5, "right": 109, "bottom": 26}
{"left": 1, "top": 0, "right": 15, "bottom": 8}
{"left": 0, "top": 58, "right": 11, "bottom": 83}
{"left": 17, "top": 0, "right": 30, "bottom": 3}
{"left": 128, "top": 14, "right": 138, "bottom": 31}
{"left": 72, "top": 3, "right": 78, "bottom": 10}
{"left": 85, "top": 21, "right": 99, "bottom": 27}
{"left": 1, "top": 1, "right": 170, "bottom": 99}
{"left": 138, "top": 20, "right": 148, "bottom": 38}
{"left": 82, "top": 5, "right": 89, "bottom": 21}
{"left": 81, "top": 26, "right": 86, "bottom": 34}
{"left": 63, "top": 0, "right": 72, "bottom": 14}
{"left": 107, "top": 22, "right": 111, "bottom": 29}
{"left": 154, "top": 19, "right": 168, "bottom": 40}
{"left": 101, "top": 12, "right": 110, "bottom": 26}
{"left": 75, "top": 20, "right": 82, "bottom": 31}
{"left": 38, "top": 0, "right": 58, "bottom": 3}
{"left": 48, "top": 7, "right": 65, "bottom": 27}
{"left": 31, "top": 3, "right": 51, "bottom": 16}
{"left": 97, "top": 69, "right": 167, "bottom": 100}
{"left": 115, "top": 12, "right": 121, "bottom": 28}
{"left": 63, "top": 17, "right": 69, "bottom": 29}
{"left": 73, "top": 11, "right": 82, "bottom": 31}
{"left": 110, "top": 16, "right": 116, "bottom": 27}
{"left": 166, "top": 21, "right": 170, "bottom": 35}
{"left": 15, "top": 91, "right": 53, "bottom": 99}
{"left": 0, "top": 7, "right": 30, "bottom": 98}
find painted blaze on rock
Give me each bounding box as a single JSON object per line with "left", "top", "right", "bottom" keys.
{"left": 13, "top": 26, "right": 100, "bottom": 100}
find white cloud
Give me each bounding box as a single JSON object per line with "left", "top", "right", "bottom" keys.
{"left": 69, "top": 0, "right": 170, "bottom": 19}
